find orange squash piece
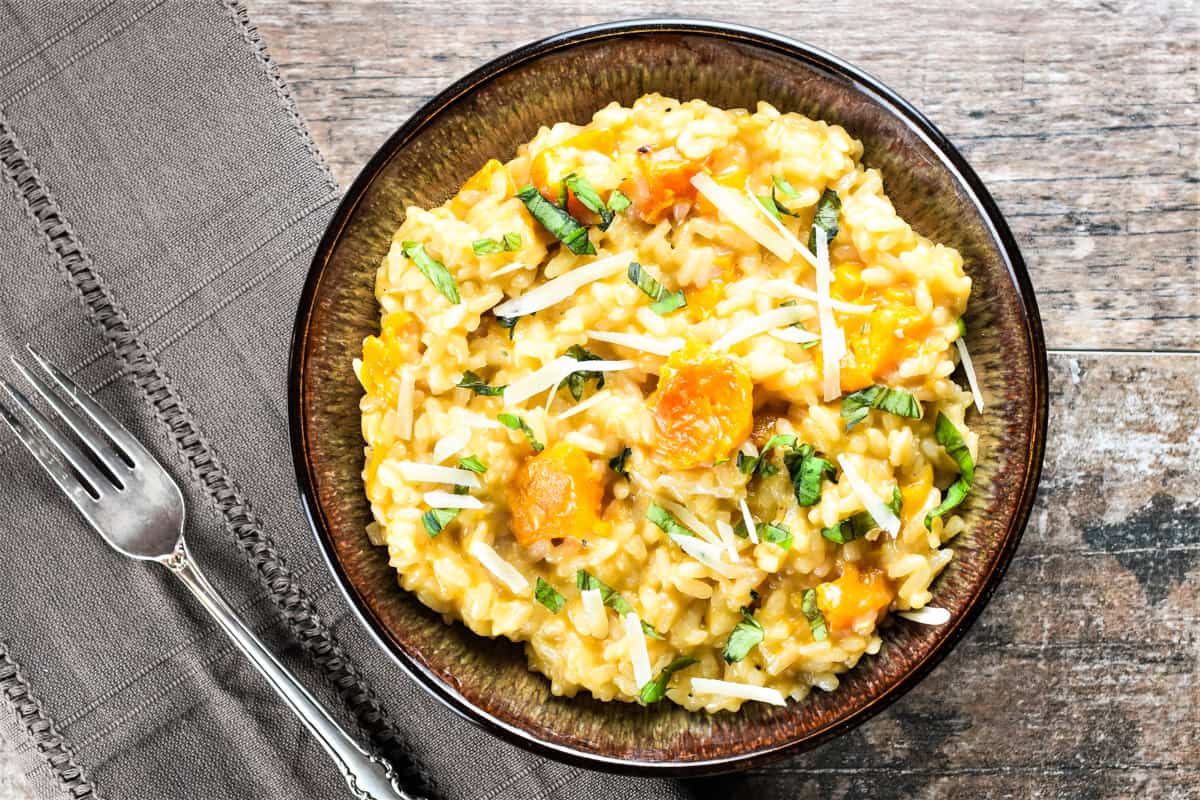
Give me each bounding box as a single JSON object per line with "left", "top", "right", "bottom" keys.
{"left": 899, "top": 464, "right": 935, "bottom": 529}
{"left": 510, "top": 441, "right": 606, "bottom": 547}
{"left": 816, "top": 563, "right": 895, "bottom": 634}
{"left": 359, "top": 311, "right": 419, "bottom": 402}
{"left": 619, "top": 145, "right": 704, "bottom": 224}
{"left": 648, "top": 343, "right": 754, "bottom": 469}
{"left": 833, "top": 278, "right": 933, "bottom": 392}
{"left": 449, "top": 159, "right": 515, "bottom": 217}
{"left": 529, "top": 128, "right": 619, "bottom": 221}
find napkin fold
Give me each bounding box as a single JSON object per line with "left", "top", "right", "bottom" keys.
{"left": 0, "top": 3, "right": 696, "bottom": 798}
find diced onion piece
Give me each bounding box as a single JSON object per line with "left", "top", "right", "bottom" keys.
{"left": 580, "top": 588, "right": 608, "bottom": 637}
{"left": 956, "top": 339, "right": 985, "bottom": 414}
{"left": 814, "top": 226, "right": 843, "bottom": 402}
{"left": 690, "top": 678, "right": 786, "bottom": 707}
{"left": 691, "top": 173, "right": 792, "bottom": 262}
{"left": 505, "top": 356, "right": 634, "bottom": 406}
{"left": 432, "top": 428, "right": 472, "bottom": 463}
{"left": 395, "top": 370, "right": 415, "bottom": 440}
{"left": 743, "top": 184, "right": 818, "bottom": 269}
{"left": 668, "top": 533, "right": 736, "bottom": 578}
{"left": 715, "top": 519, "right": 741, "bottom": 561}
{"left": 624, "top": 612, "right": 653, "bottom": 689}
{"left": 555, "top": 389, "right": 610, "bottom": 420}
{"left": 491, "top": 251, "right": 633, "bottom": 318}
{"left": 422, "top": 491, "right": 483, "bottom": 509}
{"left": 657, "top": 498, "right": 721, "bottom": 547}
{"left": 586, "top": 330, "right": 685, "bottom": 357}
{"left": 738, "top": 497, "right": 759, "bottom": 545}
{"left": 395, "top": 461, "right": 481, "bottom": 489}
{"left": 711, "top": 305, "right": 816, "bottom": 351}
{"left": 835, "top": 455, "right": 901, "bottom": 537}
{"left": 489, "top": 260, "right": 528, "bottom": 278}
{"left": 467, "top": 540, "right": 529, "bottom": 594}
{"left": 769, "top": 327, "right": 821, "bottom": 345}
{"left": 898, "top": 606, "right": 952, "bottom": 626}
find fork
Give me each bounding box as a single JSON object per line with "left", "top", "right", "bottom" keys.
{"left": 0, "top": 347, "right": 416, "bottom": 800}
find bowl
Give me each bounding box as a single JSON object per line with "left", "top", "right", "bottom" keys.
{"left": 288, "top": 18, "right": 1048, "bottom": 775}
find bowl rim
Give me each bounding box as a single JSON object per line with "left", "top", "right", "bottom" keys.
{"left": 288, "top": 17, "right": 1049, "bottom": 776}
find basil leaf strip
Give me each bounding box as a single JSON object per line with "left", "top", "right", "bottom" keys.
{"left": 801, "top": 588, "right": 829, "bottom": 641}
{"left": 641, "top": 621, "right": 665, "bottom": 640}
{"left": 516, "top": 184, "right": 595, "bottom": 255}
{"left": 494, "top": 313, "right": 521, "bottom": 339}
{"left": 497, "top": 413, "right": 544, "bottom": 452}
{"left": 841, "top": 385, "right": 923, "bottom": 431}
{"left": 639, "top": 656, "right": 698, "bottom": 704}
{"left": 608, "top": 447, "right": 632, "bottom": 479}
{"left": 563, "top": 173, "right": 614, "bottom": 230}
{"left": 560, "top": 344, "right": 605, "bottom": 401}
{"left": 807, "top": 189, "right": 841, "bottom": 254}
{"left": 772, "top": 175, "right": 801, "bottom": 199}
{"left": 457, "top": 370, "right": 506, "bottom": 397}
{"left": 723, "top": 609, "right": 765, "bottom": 663}
{"left": 627, "top": 262, "right": 687, "bottom": 316}
{"left": 401, "top": 241, "right": 460, "bottom": 304}
{"left": 739, "top": 434, "right": 797, "bottom": 480}
{"left": 421, "top": 508, "right": 459, "bottom": 537}
{"left": 822, "top": 486, "right": 902, "bottom": 544}
{"left": 575, "top": 569, "right": 633, "bottom": 615}
{"left": 534, "top": 578, "right": 566, "bottom": 613}
{"left": 646, "top": 503, "right": 694, "bottom": 539}
{"left": 783, "top": 443, "right": 838, "bottom": 507}
{"left": 472, "top": 238, "right": 501, "bottom": 255}
{"left": 733, "top": 520, "right": 793, "bottom": 550}
{"left": 925, "top": 413, "right": 975, "bottom": 528}
{"left": 457, "top": 455, "right": 487, "bottom": 474}
{"left": 502, "top": 232, "right": 522, "bottom": 251}
{"left": 607, "top": 189, "right": 631, "bottom": 214}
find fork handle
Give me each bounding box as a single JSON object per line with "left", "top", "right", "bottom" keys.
{"left": 166, "top": 546, "right": 420, "bottom": 800}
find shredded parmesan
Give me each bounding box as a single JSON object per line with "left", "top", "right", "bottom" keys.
{"left": 743, "top": 184, "right": 818, "bottom": 269}
{"left": 760, "top": 281, "right": 875, "bottom": 315}
{"left": 489, "top": 260, "right": 528, "bottom": 278}
{"left": 395, "top": 461, "right": 481, "bottom": 489}
{"left": 580, "top": 588, "right": 608, "bottom": 637}
{"left": 432, "top": 428, "right": 472, "bottom": 463}
{"left": 769, "top": 327, "right": 821, "bottom": 345}
{"left": 624, "top": 612, "right": 653, "bottom": 688}
{"left": 491, "top": 250, "right": 632, "bottom": 318}
{"left": 689, "top": 678, "right": 787, "bottom": 707}
{"left": 835, "top": 455, "right": 901, "bottom": 537}
{"left": 690, "top": 173, "right": 793, "bottom": 262}
{"left": 711, "top": 305, "right": 815, "bottom": 351}
{"left": 898, "top": 606, "right": 952, "bottom": 626}
{"left": 586, "top": 329, "right": 684, "bottom": 357}
{"left": 554, "top": 389, "right": 610, "bottom": 420}
{"left": 956, "top": 339, "right": 985, "bottom": 414}
{"left": 467, "top": 540, "right": 528, "bottom": 594}
{"left": 504, "top": 356, "right": 634, "bottom": 406}
{"left": 668, "top": 533, "right": 736, "bottom": 578}
{"left": 422, "top": 491, "right": 483, "bottom": 509}
{"left": 715, "top": 519, "right": 741, "bottom": 561}
{"left": 738, "top": 497, "right": 759, "bottom": 545}
{"left": 395, "top": 370, "right": 415, "bottom": 440}
{"left": 813, "top": 227, "right": 843, "bottom": 402}
{"left": 657, "top": 498, "right": 721, "bottom": 547}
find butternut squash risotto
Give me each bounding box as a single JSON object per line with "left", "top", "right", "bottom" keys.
{"left": 356, "top": 94, "right": 982, "bottom": 711}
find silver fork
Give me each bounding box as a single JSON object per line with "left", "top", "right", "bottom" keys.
{"left": 0, "top": 347, "right": 415, "bottom": 800}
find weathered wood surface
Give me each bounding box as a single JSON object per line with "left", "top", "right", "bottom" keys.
{"left": 2, "top": 3, "right": 1195, "bottom": 799}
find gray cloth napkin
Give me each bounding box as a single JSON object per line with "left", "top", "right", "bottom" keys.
{"left": 0, "top": 3, "right": 699, "bottom": 798}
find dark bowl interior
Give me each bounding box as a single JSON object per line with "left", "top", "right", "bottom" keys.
{"left": 289, "top": 19, "right": 1048, "bottom": 774}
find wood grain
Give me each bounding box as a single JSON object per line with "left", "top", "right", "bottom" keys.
{"left": 249, "top": 0, "right": 1199, "bottom": 352}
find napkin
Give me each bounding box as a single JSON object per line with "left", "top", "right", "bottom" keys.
{"left": 0, "top": 3, "right": 696, "bottom": 798}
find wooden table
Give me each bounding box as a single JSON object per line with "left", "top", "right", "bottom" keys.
{"left": 5, "top": 2, "right": 1194, "bottom": 798}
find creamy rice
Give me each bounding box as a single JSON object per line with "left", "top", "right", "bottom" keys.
{"left": 357, "top": 94, "right": 977, "bottom": 711}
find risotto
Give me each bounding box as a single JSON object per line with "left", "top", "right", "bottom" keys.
{"left": 356, "top": 94, "right": 982, "bottom": 712}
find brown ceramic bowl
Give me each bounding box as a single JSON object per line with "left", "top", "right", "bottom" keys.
{"left": 289, "top": 19, "right": 1048, "bottom": 775}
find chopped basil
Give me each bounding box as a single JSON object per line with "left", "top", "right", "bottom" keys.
{"left": 646, "top": 503, "right": 693, "bottom": 539}
{"left": 401, "top": 241, "right": 460, "bottom": 304}
{"left": 758, "top": 177, "right": 801, "bottom": 221}
{"left": 472, "top": 238, "right": 501, "bottom": 255}
{"left": 627, "top": 262, "right": 686, "bottom": 316}
{"left": 784, "top": 444, "right": 838, "bottom": 507}
{"left": 956, "top": 317, "right": 967, "bottom": 338}
{"left": 421, "top": 508, "right": 459, "bottom": 537}
{"left": 641, "top": 622, "right": 665, "bottom": 640}
{"left": 823, "top": 486, "right": 903, "bottom": 543}
{"left": 563, "top": 173, "right": 614, "bottom": 230}
{"left": 841, "top": 385, "right": 923, "bottom": 431}
{"left": 801, "top": 588, "right": 828, "bottom": 641}
{"left": 516, "top": 184, "right": 595, "bottom": 255}
{"left": 497, "top": 413, "right": 543, "bottom": 452}
{"left": 458, "top": 455, "right": 487, "bottom": 474}
{"left": 807, "top": 188, "right": 841, "bottom": 253}
{"left": 559, "top": 344, "right": 605, "bottom": 401}
{"left": 494, "top": 313, "right": 521, "bottom": 339}
{"left": 608, "top": 447, "right": 632, "bottom": 479}
{"left": 457, "top": 370, "right": 506, "bottom": 397}
{"left": 772, "top": 175, "right": 801, "bottom": 199}
{"left": 738, "top": 434, "right": 797, "bottom": 480}
{"left": 575, "top": 569, "right": 633, "bottom": 615}
{"left": 925, "top": 413, "right": 975, "bottom": 528}
{"left": 722, "top": 608, "right": 765, "bottom": 663}
{"left": 733, "top": 519, "right": 793, "bottom": 550}
{"left": 452, "top": 484, "right": 470, "bottom": 495}
{"left": 607, "top": 189, "right": 631, "bottom": 214}
{"left": 638, "top": 656, "right": 698, "bottom": 704}
{"left": 502, "top": 232, "right": 522, "bottom": 251}
{"left": 534, "top": 578, "right": 565, "bottom": 613}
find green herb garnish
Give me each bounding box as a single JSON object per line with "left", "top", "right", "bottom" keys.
{"left": 497, "top": 413, "right": 543, "bottom": 452}
{"left": 801, "top": 588, "right": 828, "bottom": 641}
{"left": 561, "top": 344, "right": 605, "bottom": 401}
{"left": 925, "top": 413, "right": 975, "bottom": 528}
{"left": 535, "top": 578, "right": 565, "bottom": 613}
{"left": 722, "top": 609, "right": 765, "bottom": 663}
{"left": 608, "top": 447, "right": 632, "bottom": 479}
{"left": 502, "top": 232, "right": 522, "bottom": 251}
{"left": 638, "top": 656, "right": 698, "bottom": 703}
{"left": 956, "top": 317, "right": 967, "bottom": 338}
{"left": 458, "top": 455, "right": 487, "bottom": 474}
{"left": 783, "top": 444, "right": 838, "bottom": 507}
{"left": 457, "top": 370, "right": 506, "bottom": 397}
{"left": 737, "top": 434, "right": 797, "bottom": 480}
{"left": 563, "top": 173, "right": 615, "bottom": 230}
{"left": 733, "top": 519, "right": 793, "bottom": 550}
{"left": 841, "top": 385, "right": 923, "bottom": 431}
{"left": 421, "top": 508, "right": 459, "bottom": 537}
{"left": 807, "top": 188, "right": 841, "bottom": 253}
{"left": 646, "top": 503, "right": 693, "bottom": 539}
{"left": 472, "top": 238, "right": 501, "bottom": 255}
{"left": 516, "top": 184, "right": 595, "bottom": 255}
{"left": 773, "top": 175, "right": 801, "bottom": 199}
{"left": 575, "top": 569, "right": 632, "bottom": 614}
{"left": 822, "top": 487, "right": 903, "bottom": 544}
{"left": 401, "top": 241, "right": 460, "bottom": 304}
{"left": 627, "top": 262, "right": 686, "bottom": 315}
{"left": 494, "top": 314, "right": 521, "bottom": 339}
{"left": 607, "top": 189, "right": 631, "bottom": 215}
